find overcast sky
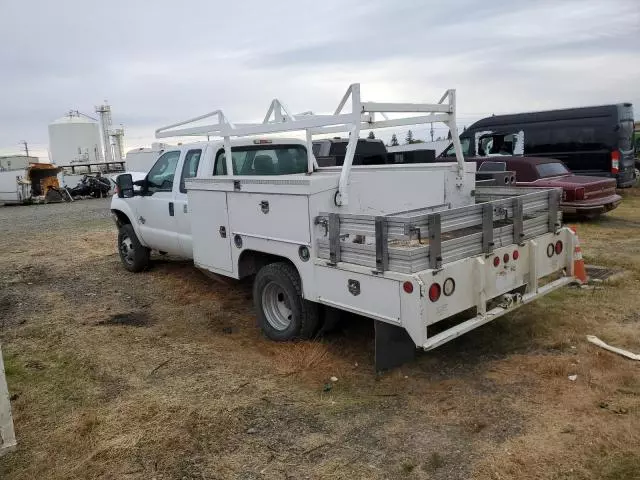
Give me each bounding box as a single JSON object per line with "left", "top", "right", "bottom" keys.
{"left": 1, "top": 0, "right": 638, "bottom": 159}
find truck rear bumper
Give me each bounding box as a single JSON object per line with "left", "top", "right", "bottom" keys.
{"left": 422, "top": 274, "right": 573, "bottom": 351}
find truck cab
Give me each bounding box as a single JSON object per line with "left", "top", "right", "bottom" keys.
{"left": 111, "top": 138, "right": 308, "bottom": 269}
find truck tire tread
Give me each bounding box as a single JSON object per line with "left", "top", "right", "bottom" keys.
{"left": 253, "top": 262, "right": 319, "bottom": 341}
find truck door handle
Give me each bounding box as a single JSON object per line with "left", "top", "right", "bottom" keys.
{"left": 168, "top": 202, "right": 174, "bottom": 216}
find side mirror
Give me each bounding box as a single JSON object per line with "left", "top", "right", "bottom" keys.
{"left": 116, "top": 174, "right": 134, "bottom": 198}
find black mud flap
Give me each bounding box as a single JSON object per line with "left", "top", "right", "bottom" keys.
{"left": 374, "top": 320, "right": 417, "bottom": 372}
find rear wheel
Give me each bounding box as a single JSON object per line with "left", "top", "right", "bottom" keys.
{"left": 253, "top": 262, "right": 319, "bottom": 341}
{"left": 118, "top": 224, "right": 150, "bottom": 272}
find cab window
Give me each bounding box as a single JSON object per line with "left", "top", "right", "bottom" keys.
{"left": 214, "top": 145, "right": 307, "bottom": 175}
{"left": 179, "top": 149, "right": 201, "bottom": 193}
{"left": 147, "top": 151, "right": 180, "bottom": 193}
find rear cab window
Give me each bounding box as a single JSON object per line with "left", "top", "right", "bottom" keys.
{"left": 214, "top": 145, "right": 308, "bottom": 176}
{"left": 179, "top": 149, "right": 202, "bottom": 193}
{"left": 536, "top": 162, "right": 570, "bottom": 178}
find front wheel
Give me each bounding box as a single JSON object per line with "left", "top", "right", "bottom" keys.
{"left": 253, "top": 262, "right": 319, "bottom": 341}
{"left": 118, "top": 224, "right": 150, "bottom": 272}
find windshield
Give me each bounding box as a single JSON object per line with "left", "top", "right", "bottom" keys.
{"left": 536, "top": 162, "right": 569, "bottom": 178}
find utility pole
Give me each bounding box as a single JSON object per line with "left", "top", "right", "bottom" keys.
{"left": 21, "top": 140, "right": 29, "bottom": 158}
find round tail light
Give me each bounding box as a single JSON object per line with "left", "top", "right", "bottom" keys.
{"left": 493, "top": 256, "right": 500, "bottom": 267}
{"left": 547, "top": 243, "right": 555, "bottom": 258}
{"left": 428, "top": 283, "right": 441, "bottom": 302}
{"left": 503, "top": 253, "right": 510, "bottom": 264}
{"left": 512, "top": 250, "right": 520, "bottom": 261}
{"left": 403, "top": 281, "right": 414, "bottom": 294}
{"left": 555, "top": 240, "right": 563, "bottom": 255}
{"left": 443, "top": 278, "right": 455, "bottom": 296}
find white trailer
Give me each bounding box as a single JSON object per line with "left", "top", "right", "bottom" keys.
{"left": 0, "top": 345, "right": 17, "bottom": 456}
{"left": 111, "top": 84, "right": 576, "bottom": 369}
{"left": 124, "top": 143, "right": 167, "bottom": 174}
{"left": 0, "top": 169, "right": 30, "bottom": 205}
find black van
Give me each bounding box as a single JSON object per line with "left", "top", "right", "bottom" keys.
{"left": 441, "top": 104, "right": 635, "bottom": 187}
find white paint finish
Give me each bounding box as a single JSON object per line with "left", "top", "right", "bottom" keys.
{"left": 399, "top": 275, "right": 425, "bottom": 346}
{"left": 48, "top": 112, "right": 103, "bottom": 164}
{"left": 419, "top": 229, "right": 573, "bottom": 326}
{"left": 189, "top": 189, "right": 233, "bottom": 272}
{"left": 228, "top": 192, "right": 311, "bottom": 244}
{"left": 133, "top": 192, "right": 180, "bottom": 254}
{"left": 0, "top": 344, "right": 17, "bottom": 456}
{"left": 230, "top": 235, "right": 317, "bottom": 296}
{"left": 155, "top": 83, "right": 467, "bottom": 208}
{"left": 314, "top": 266, "right": 401, "bottom": 324}
{"left": 0, "top": 169, "right": 28, "bottom": 204}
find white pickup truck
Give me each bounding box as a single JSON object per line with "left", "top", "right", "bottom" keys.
{"left": 111, "top": 84, "right": 576, "bottom": 370}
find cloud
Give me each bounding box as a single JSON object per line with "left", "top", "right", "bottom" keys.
{"left": 0, "top": 0, "right": 638, "bottom": 158}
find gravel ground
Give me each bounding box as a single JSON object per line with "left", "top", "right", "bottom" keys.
{"left": 0, "top": 198, "right": 113, "bottom": 239}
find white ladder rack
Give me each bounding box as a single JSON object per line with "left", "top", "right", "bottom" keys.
{"left": 155, "top": 83, "right": 465, "bottom": 206}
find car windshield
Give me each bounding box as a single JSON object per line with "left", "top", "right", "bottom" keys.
{"left": 536, "top": 162, "right": 569, "bottom": 178}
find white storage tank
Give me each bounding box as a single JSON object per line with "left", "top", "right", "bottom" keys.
{"left": 48, "top": 111, "right": 103, "bottom": 164}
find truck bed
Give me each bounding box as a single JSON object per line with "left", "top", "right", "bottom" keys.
{"left": 315, "top": 186, "right": 561, "bottom": 274}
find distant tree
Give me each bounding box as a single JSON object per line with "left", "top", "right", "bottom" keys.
{"left": 463, "top": 125, "right": 467, "bottom": 131}
{"left": 390, "top": 133, "right": 399, "bottom": 146}
{"left": 367, "top": 131, "right": 376, "bottom": 139}
{"left": 447, "top": 130, "right": 452, "bottom": 140}
{"left": 405, "top": 130, "right": 414, "bottom": 144}
{"left": 436, "top": 136, "right": 442, "bottom": 141}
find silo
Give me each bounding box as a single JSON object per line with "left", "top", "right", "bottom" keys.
{"left": 48, "top": 111, "right": 103, "bottom": 164}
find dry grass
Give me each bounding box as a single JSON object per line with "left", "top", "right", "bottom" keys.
{"left": 0, "top": 192, "right": 639, "bottom": 479}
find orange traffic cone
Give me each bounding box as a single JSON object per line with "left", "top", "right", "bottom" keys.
{"left": 569, "top": 226, "right": 588, "bottom": 284}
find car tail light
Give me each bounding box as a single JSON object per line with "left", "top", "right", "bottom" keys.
{"left": 428, "top": 283, "right": 441, "bottom": 302}
{"left": 493, "top": 256, "right": 500, "bottom": 267}
{"left": 547, "top": 243, "right": 555, "bottom": 257}
{"left": 555, "top": 240, "right": 563, "bottom": 255}
{"left": 403, "top": 281, "right": 414, "bottom": 294}
{"left": 512, "top": 250, "right": 520, "bottom": 261}
{"left": 114, "top": 185, "right": 120, "bottom": 195}
{"left": 611, "top": 150, "right": 620, "bottom": 174}
{"left": 443, "top": 278, "right": 455, "bottom": 296}
{"left": 574, "top": 187, "right": 585, "bottom": 201}
{"left": 503, "top": 253, "right": 510, "bottom": 263}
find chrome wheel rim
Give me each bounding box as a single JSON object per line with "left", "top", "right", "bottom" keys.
{"left": 120, "top": 235, "right": 135, "bottom": 266}
{"left": 261, "top": 281, "right": 293, "bottom": 331}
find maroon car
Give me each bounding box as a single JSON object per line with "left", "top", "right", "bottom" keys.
{"left": 477, "top": 157, "right": 622, "bottom": 217}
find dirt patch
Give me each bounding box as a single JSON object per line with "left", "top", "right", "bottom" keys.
{"left": 96, "top": 312, "right": 151, "bottom": 327}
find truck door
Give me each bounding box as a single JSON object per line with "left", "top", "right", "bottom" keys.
{"left": 134, "top": 150, "right": 182, "bottom": 255}
{"left": 174, "top": 148, "right": 202, "bottom": 258}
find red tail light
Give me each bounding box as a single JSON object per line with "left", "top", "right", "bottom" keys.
{"left": 428, "top": 283, "right": 441, "bottom": 302}
{"left": 611, "top": 150, "right": 620, "bottom": 174}
{"left": 555, "top": 240, "right": 563, "bottom": 255}
{"left": 512, "top": 250, "right": 520, "bottom": 261}
{"left": 493, "top": 256, "right": 500, "bottom": 267}
{"left": 403, "top": 281, "right": 414, "bottom": 294}
{"left": 574, "top": 187, "right": 585, "bottom": 201}
{"left": 114, "top": 185, "right": 120, "bottom": 195}
{"left": 503, "top": 253, "right": 510, "bottom": 263}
